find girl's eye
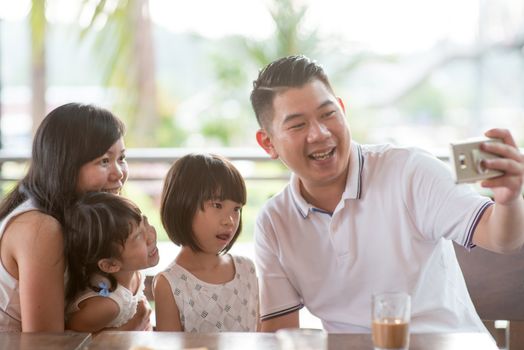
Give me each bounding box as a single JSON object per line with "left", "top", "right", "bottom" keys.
{"left": 212, "top": 202, "right": 222, "bottom": 209}
{"left": 234, "top": 206, "right": 242, "bottom": 212}
{"left": 119, "top": 154, "right": 127, "bottom": 162}
{"left": 100, "top": 158, "right": 110, "bottom": 165}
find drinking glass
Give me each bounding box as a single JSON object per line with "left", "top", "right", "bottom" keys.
{"left": 372, "top": 292, "right": 411, "bottom": 350}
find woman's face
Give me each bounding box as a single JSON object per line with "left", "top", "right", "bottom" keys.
{"left": 76, "top": 138, "right": 128, "bottom": 194}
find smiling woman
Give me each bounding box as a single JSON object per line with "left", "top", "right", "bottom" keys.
{"left": 76, "top": 138, "right": 128, "bottom": 194}
{"left": 0, "top": 103, "right": 131, "bottom": 332}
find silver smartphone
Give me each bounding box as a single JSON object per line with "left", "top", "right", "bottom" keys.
{"left": 449, "top": 138, "right": 504, "bottom": 184}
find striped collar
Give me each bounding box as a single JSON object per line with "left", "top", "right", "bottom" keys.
{"left": 291, "top": 142, "right": 364, "bottom": 218}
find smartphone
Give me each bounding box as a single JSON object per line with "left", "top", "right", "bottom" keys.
{"left": 449, "top": 138, "right": 504, "bottom": 184}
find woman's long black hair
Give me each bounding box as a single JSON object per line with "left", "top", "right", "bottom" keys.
{"left": 0, "top": 103, "right": 125, "bottom": 224}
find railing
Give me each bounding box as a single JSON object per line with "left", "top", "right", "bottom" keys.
{"left": 0, "top": 147, "right": 290, "bottom": 182}
{"left": 0, "top": 147, "right": 454, "bottom": 183}
{"left": 2, "top": 147, "right": 522, "bottom": 197}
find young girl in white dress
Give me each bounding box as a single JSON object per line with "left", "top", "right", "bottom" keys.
{"left": 154, "top": 153, "right": 259, "bottom": 332}
{"left": 64, "top": 192, "right": 159, "bottom": 332}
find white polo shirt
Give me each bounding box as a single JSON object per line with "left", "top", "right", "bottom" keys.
{"left": 254, "top": 142, "right": 492, "bottom": 333}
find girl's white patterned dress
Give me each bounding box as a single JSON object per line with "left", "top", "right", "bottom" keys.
{"left": 157, "top": 255, "right": 259, "bottom": 332}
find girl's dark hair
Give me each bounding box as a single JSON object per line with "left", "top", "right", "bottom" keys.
{"left": 160, "top": 153, "right": 247, "bottom": 254}
{"left": 0, "top": 103, "right": 125, "bottom": 223}
{"left": 64, "top": 192, "right": 142, "bottom": 303}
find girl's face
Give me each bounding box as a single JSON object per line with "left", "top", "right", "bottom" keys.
{"left": 192, "top": 199, "right": 242, "bottom": 254}
{"left": 76, "top": 138, "right": 128, "bottom": 194}
{"left": 118, "top": 216, "right": 160, "bottom": 271}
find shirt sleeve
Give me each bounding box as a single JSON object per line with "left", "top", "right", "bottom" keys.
{"left": 254, "top": 208, "right": 303, "bottom": 320}
{"left": 401, "top": 148, "right": 493, "bottom": 248}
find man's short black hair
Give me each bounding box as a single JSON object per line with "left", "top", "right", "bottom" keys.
{"left": 250, "top": 55, "right": 334, "bottom": 131}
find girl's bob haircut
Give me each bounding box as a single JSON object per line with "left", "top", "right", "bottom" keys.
{"left": 160, "top": 153, "right": 246, "bottom": 254}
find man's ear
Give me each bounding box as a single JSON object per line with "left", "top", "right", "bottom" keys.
{"left": 98, "top": 258, "right": 121, "bottom": 274}
{"left": 337, "top": 97, "right": 346, "bottom": 114}
{"left": 256, "top": 129, "right": 279, "bottom": 159}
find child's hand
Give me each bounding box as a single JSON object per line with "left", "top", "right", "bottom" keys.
{"left": 135, "top": 297, "right": 153, "bottom": 331}
{"left": 115, "top": 297, "right": 152, "bottom": 331}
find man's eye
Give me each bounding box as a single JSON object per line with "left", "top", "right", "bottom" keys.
{"left": 289, "top": 123, "right": 305, "bottom": 130}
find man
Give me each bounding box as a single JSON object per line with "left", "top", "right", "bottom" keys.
{"left": 250, "top": 55, "right": 524, "bottom": 333}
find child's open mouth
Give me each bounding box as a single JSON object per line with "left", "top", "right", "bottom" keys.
{"left": 148, "top": 247, "right": 158, "bottom": 258}
{"left": 216, "top": 233, "right": 231, "bottom": 242}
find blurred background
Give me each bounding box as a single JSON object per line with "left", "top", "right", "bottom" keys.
{"left": 1, "top": 0, "right": 523, "bottom": 244}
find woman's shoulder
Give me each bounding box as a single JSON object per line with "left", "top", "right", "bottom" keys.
{"left": 9, "top": 210, "right": 62, "bottom": 239}
{"left": 5, "top": 199, "right": 60, "bottom": 230}
{"left": 3, "top": 207, "right": 62, "bottom": 255}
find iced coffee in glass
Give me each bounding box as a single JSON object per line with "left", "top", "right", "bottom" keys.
{"left": 372, "top": 292, "right": 411, "bottom": 350}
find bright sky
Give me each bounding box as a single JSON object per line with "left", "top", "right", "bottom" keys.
{"left": 0, "top": 0, "right": 482, "bottom": 54}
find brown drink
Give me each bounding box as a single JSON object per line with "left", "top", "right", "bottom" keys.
{"left": 372, "top": 318, "right": 409, "bottom": 349}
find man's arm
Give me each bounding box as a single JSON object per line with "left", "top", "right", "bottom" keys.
{"left": 473, "top": 128, "right": 524, "bottom": 253}
{"left": 260, "top": 310, "right": 299, "bottom": 332}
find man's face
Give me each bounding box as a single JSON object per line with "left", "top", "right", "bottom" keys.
{"left": 256, "top": 79, "right": 351, "bottom": 191}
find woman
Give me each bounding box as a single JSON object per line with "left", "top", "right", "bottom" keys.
{"left": 0, "top": 103, "right": 150, "bottom": 332}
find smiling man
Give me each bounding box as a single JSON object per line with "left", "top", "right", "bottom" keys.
{"left": 250, "top": 55, "right": 524, "bottom": 333}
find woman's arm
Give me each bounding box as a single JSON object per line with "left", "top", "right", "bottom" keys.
{"left": 11, "top": 212, "right": 65, "bottom": 332}
{"left": 153, "top": 274, "right": 182, "bottom": 331}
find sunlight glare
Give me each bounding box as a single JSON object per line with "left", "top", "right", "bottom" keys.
{"left": 0, "top": 0, "right": 30, "bottom": 20}
{"left": 307, "top": 0, "right": 479, "bottom": 54}
{"left": 150, "top": 0, "right": 273, "bottom": 39}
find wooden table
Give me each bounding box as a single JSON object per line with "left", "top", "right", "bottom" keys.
{"left": 0, "top": 332, "right": 91, "bottom": 350}
{"left": 84, "top": 331, "right": 498, "bottom": 349}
